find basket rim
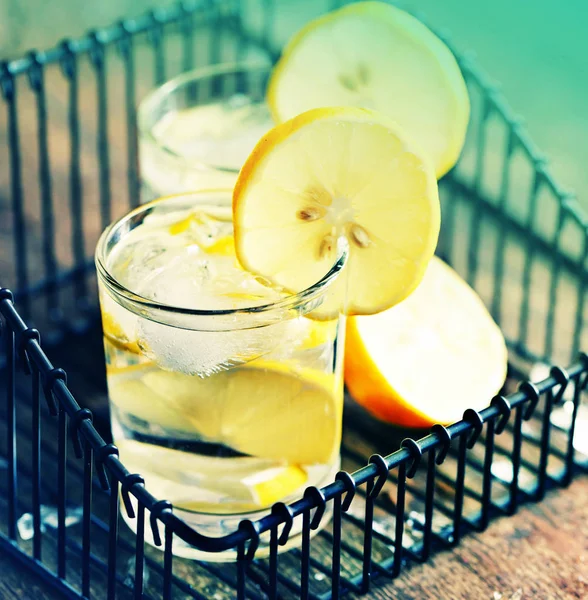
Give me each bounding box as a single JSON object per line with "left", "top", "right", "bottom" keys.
{"left": 2, "top": 284, "right": 587, "bottom": 554}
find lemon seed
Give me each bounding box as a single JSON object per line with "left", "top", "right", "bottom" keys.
{"left": 338, "top": 73, "right": 357, "bottom": 91}
{"left": 350, "top": 224, "right": 371, "bottom": 248}
{"left": 319, "top": 235, "right": 336, "bottom": 258}
{"left": 297, "top": 207, "right": 322, "bottom": 221}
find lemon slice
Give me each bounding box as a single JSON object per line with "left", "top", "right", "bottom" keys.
{"left": 267, "top": 1, "right": 469, "bottom": 177}
{"left": 108, "top": 362, "right": 342, "bottom": 464}
{"left": 233, "top": 106, "right": 440, "bottom": 317}
{"left": 107, "top": 362, "right": 201, "bottom": 435}
{"left": 115, "top": 439, "right": 308, "bottom": 512}
{"left": 102, "top": 311, "right": 141, "bottom": 354}
{"left": 345, "top": 257, "right": 508, "bottom": 427}
{"left": 206, "top": 234, "right": 236, "bottom": 256}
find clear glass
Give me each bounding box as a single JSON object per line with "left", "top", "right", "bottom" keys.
{"left": 95, "top": 191, "right": 347, "bottom": 561}
{"left": 138, "top": 63, "right": 274, "bottom": 199}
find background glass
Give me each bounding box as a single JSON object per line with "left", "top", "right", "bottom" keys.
{"left": 138, "top": 62, "right": 274, "bottom": 198}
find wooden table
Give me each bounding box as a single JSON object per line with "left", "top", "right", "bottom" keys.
{"left": 2, "top": 462, "right": 587, "bottom": 599}
{"left": 379, "top": 478, "right": 588, "bottom": 600}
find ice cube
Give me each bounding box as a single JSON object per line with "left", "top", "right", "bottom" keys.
{"left": 124, "top": 556, "right": 150, "bottom": 589}
{"left": 104, "top": 200, "right": 314, "bottom": 374}
{"left": 111, "top": 232, "right": 194, "bottom": 298}
{"left": 130, "top": 240, "right": 304, "bottom": 375}
{"left": 43, "top": 505, "right": 84, "bottom": 529}
{"left": 405, "top": 511, "right": 426, "bottom": 544}
{"left": 490, "top": 460, "right": 535, "bottom": 487}
{"left": 17, "top": 505, "right": 84, "bottom": 541}
{"left": 16, "top": 512, "right": 35, "bottom": 541}
{"left": 550, "top": 403, "right": 588, "bottom": 455}
{"left": 138, "top": 317, "right": 298, "bottom": 377}
{"left": 154, "top": 100, "right": 273, "bottom": 170}
{"left": 131, "top": 238, "right": 283, "bottom": 310}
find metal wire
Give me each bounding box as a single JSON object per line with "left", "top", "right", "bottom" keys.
{"left": 90, "top": 31, "right": 113, "bottom": 231}
{"left": 28, "top": 53, "right": 59, "bottom": 317}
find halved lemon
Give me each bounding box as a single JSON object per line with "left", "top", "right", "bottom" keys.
{"left": 267, "top": 1, "right": 469, "bottom": 177}
{"left": 345, "top": 257, "right": 508, "bottom": 428}
{"left": 233, "top": 106, "right": 440, "bottom": 317}
{"left": 107, "top": 362, "right": 202, "bottom": 435}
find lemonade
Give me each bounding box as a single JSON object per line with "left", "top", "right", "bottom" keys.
{"left": 138, "top": 64, "right": 274, "bottom": 199}
{"left": 95, "top": 191, "right": 346, "bottom": 559}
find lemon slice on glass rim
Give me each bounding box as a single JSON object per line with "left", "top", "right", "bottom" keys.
{"left": 233, "top": 106, "right": 440, "bottom": 318}
{"left": 267, "top": 0, "right": 470, "bottom": 178}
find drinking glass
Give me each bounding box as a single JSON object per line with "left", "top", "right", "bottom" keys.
{"left": 138, "top": 63, "right": 274, "bottom": 199}
{"left": 95, "top": 190, "right": 347, "bottom": 560}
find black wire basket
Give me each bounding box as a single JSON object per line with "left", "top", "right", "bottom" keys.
{"left": 1, "top": 1, "right": 587, "bottom": 599}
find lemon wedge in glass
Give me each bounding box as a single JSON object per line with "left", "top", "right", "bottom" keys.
{"left": 115, "top": 439, "right": 308, "bottom": 512}
{"left": 108, "top": 362, "right": 342, "bottom": 465}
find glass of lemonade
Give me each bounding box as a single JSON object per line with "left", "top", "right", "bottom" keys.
{"left": 95, "top": 190, "right": 347, "bottom": 561}
{"left": 138, "top": 62, "right": 274, "bottom": 199}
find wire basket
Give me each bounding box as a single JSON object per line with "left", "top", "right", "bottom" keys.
{"left": 1, "top": 1, "right": 587, "bottom": 598}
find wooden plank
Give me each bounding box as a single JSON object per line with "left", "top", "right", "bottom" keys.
{"left": 0, "top": 548, "right": 66, "bottom": 600}
{"left": 355, "top": 477, "right": 588, "bottom": 600}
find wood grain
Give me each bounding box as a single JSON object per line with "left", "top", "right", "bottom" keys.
{"left": 351, "top": 478, "right": 588, "bottom": 600}
{"left": 0, "top": 550, "right": 65, "bottom": 600}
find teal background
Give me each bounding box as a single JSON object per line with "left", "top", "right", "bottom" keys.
{"left": 0, "top": 0, "right": 586, "bottom": 202}
{"left": 417, "top": 0, "right": 588, "bottom": 207}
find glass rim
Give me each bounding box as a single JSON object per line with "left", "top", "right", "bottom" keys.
{"left": 95, "top": 190, "right": 348, "bottom": 319}
{"left": 137, "top": 61, "right": 273, "bottom": 175}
